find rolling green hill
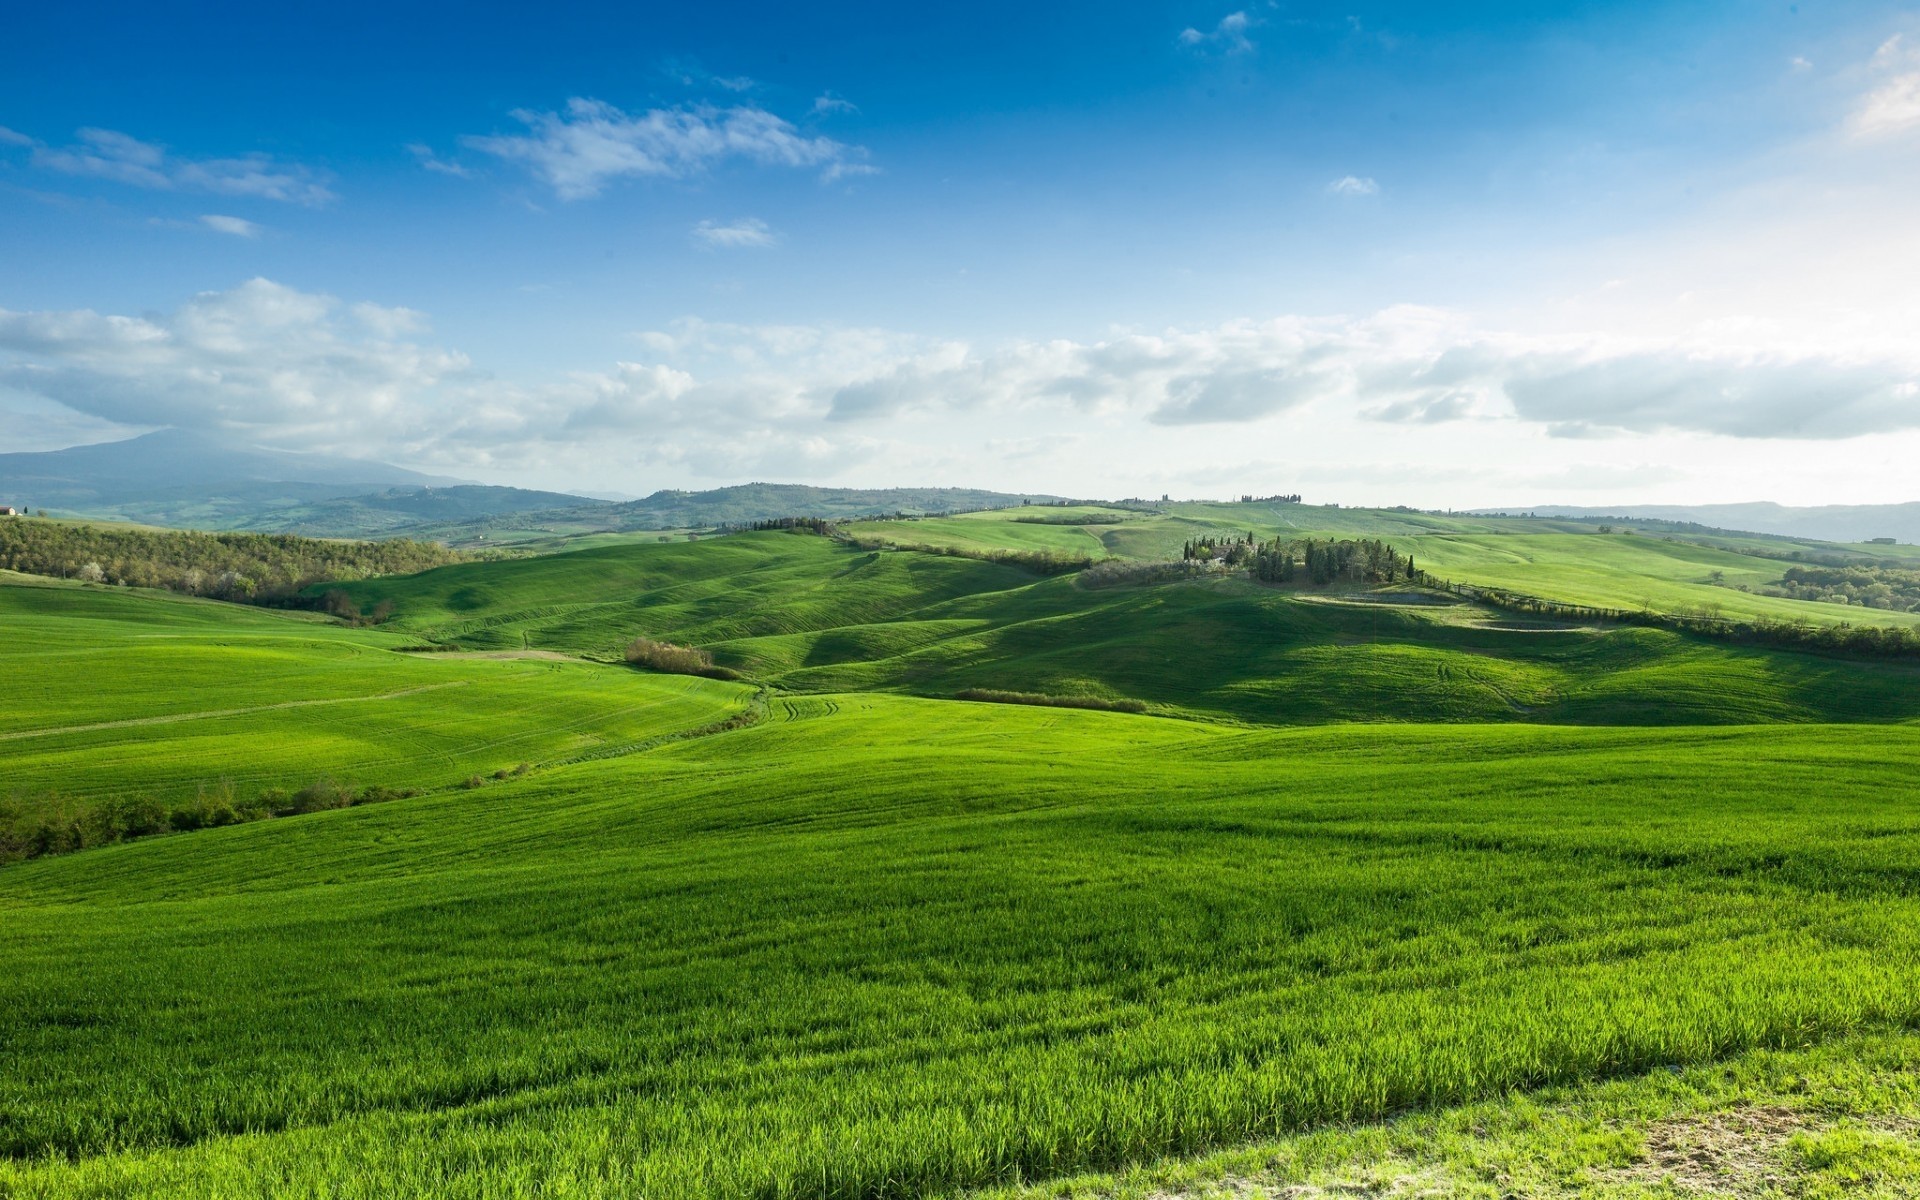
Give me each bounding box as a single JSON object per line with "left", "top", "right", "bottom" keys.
{"left": 846, "top": 502, "right": 1920, "bottom": 630}
{"left": 7, "top": 692, "right": 1920, "bottom": 1197}
{"left": 0, "top": 575, "right": 751, "bottom": 818}
{"left": 10, "top": 511, "right": 1920, "bottom": 1198}
{"left": 328, "top": 531, "right": 1920, "bottom": 726}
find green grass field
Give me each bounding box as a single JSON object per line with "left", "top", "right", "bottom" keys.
{"left": 7, "top": 519, "right": 1920, "bottom": 1198}
{"left": 328, "top": 532, "right": 1920, "bottom": 726}
{"left": 846, "top": 503, "right": 1920, "bottom": 630}
{"left": 0, "top": 575, "right": 751, "bottom": 807}
{"left": 7, "top": 689, "right": 1920, "bottom": 1196}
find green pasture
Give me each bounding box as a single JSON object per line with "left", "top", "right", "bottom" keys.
{"left": 0, "top": 576, "right": 751, "bottom": 805}
{"left": 333, "top": 533, "right": 1920, "bottom": 726}
{"left": 7, "top": 698, "right": 1920, "bottom": 1196}
{"left": 848, "top": 502, "right": 1920, "bottom": 629}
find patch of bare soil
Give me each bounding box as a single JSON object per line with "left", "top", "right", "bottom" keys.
{"left": 1611, "top": 1105, "right": 1809, "bottom": 1195}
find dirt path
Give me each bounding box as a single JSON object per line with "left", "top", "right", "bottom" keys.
{"left": 0, "top": 682, "right": 471, "bottom": 743}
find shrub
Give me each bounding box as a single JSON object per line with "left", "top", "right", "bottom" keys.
{"left": 625, "top": 637, "right": 742, "bottom": 680}
{"left": 287, "top": 778, "right": 356, "bottom": 814}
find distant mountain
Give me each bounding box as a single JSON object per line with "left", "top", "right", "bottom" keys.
{"left": 0, "top": 429, "right": 461, "bottom": 511}
{"left": 0, "top": 430, "right": 615, "bottom": 536}
{"left": 233, "top": 485, "right": 614, "bottom": 538}
{"left": 1501, "top": 502, "right": 1920, "bottom": 546}
{"left": 0, "top": 436, "right": 1048, "bottom": 542}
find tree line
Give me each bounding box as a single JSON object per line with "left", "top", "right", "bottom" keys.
{"left": 0, "top": 517, "right": 463, "bottom": 603}
{"left": 1763, "top": 564, "right": 1920, "bottom": 613}
{"left": 1184, "top": 535, "right": 1422, "bottom": 586}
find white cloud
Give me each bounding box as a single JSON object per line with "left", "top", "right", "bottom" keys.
{"left": 812, "top": 93, "right": 858, "bottom": 116}
{"left": 1179, "top": 11, "right": 1255, "bottom": 53}
{"left": 1850, "top": 34, "right": 1920, "bottom": 138}
{"left": 0, "top": 125, "right": 34, "bottom": 148}
{"left": 692, "top": 217, "right": 778, "bottom": 248}
{"left": 462, "top": 99, "right": 870, "bottom": 199}
{"left": 407, "top": 143, "right": 473, "bottom": 178}
{"left": 7, "top": 283, "right": 1920, "bottom": 497}
{"left": 1327, "top": 175, "right": 1379, "bottom": 196}
{"left": 28, "top": 128, "right": 334, "bottom": 205}
{"left": 199, "top": 214, "right": 262, "bottom": 238}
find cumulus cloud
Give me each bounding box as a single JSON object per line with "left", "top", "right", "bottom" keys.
{"left": 1501, "top": 352, "right": 1920, "bottom": 439}
{"left": 463, "top": 99, "right": 870, "bottom": 198}
{"left": 1850, "top": 34, "right": 1920, "bottom": 138}
{"left": 199, "top": 214, "right": 262, "bottom": 238}
{"left": 1327, "top": 175, "right": 1379, "bottom": 196}
{"left": 23, "top": 127, "right": 334, "bottom": 205}
{"left": 812, "top": 93, "right": 858, "bottom": 116}
{"left": 6, "top": 284, "right": 1919, "bottom": 488}
{"left": 407, "top": 143, "right": 473, "bottom": 178}
{"left": 1179, "top": 11, "right": 1255, "bottom": 53}
{"left": 692, "top": 217, "right": 777, "bottom": 248}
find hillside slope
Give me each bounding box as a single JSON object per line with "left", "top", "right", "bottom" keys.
{"left": 331, "top": 531, "right": 1920, "bottom": 726}
{"left": 7, "top": 698, "right": 1920, "bottom": 1197}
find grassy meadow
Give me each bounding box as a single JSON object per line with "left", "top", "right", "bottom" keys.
{"left": 328, "top": 530, "right": 1920, "bottom": 726}
{"left": 0, "top": 575, "right": 751, "bottom": 838}
{"left": 6, "top": 509, "right": 1920, "bottom": 1197}
{"left": 7, "top": 695, "right": 1920, "bottom": 1196}
{"left": 846, "top": 502, "right": 1920, "bottom": 629}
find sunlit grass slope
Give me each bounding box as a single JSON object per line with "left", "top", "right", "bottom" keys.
{"left": 0, "top": 576, "right": 751, "bottom": 803}
{"left": 337, "top": 534, "right": 1920, "bottom": 726}
{"left": 6, "top": 699, "right": 1920, "bottom": 1197}
{"left": 848, "top": 503, "right": 1920, "bottom": 630}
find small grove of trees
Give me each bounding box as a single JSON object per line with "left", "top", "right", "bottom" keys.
{"left": 1240, "top": 493, "right": 1302, "bottom": 503}
{"left": 1183, "top": 534, "right": 1259, "bottom": 567}
{"left": 1254, "top": 537, "right": 1420, "bottom": 586}
{"left": 0, "top": 777, "right": 423, "bottom": 867}
{"left": 1185, "top": 535, "right": 1422, "bottom": 586}
{"left": 1765, "top": 564, "right": 1920, "bottom": 612}
{"left": 0, "top": 518, "right": 462, "bottom": 604}
{"left": 625, "top": 637, "right": 743, "bottom": 680}
{"left": 750, "top": 516, "right": 839, "bottom": 535}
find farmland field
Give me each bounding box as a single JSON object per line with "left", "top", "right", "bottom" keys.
{"left": 6, "top": 516, "right": 1920, "bottom": 1198}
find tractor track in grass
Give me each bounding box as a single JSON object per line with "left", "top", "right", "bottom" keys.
{"left": 0, "top": 682, "right": 471, "bottom": 742}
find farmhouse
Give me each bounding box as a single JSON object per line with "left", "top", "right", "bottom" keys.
{"left": 0, "top": 505, "right": 19, "bottom": 516}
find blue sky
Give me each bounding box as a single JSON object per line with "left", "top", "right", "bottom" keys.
{"left": 4, "top": 1, "right": 1919, "bottom": 504}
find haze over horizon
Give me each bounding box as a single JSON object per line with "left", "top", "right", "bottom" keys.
{"left": 5, "top": 1, "right": 1920, "bottom": 508}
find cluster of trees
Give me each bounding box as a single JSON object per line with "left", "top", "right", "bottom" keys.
{"left": 1254, "top": 537, "right": 1420, "bottom": 585}
{"left": 625, "top": 636, "right": 742, "bottom": 680}
{"left": 1764, "top": 565, "right": 1920, "bottom": 612}
{"left": 1182, "top": 534, "right": 1259, "bottom": 566}
{"left": 953, "top": 688, "right": 1148, "bottom": 714}
{"left": 0, "top": 777, "right": 421, "bottom": 866}
{"left": 749, "top": 516, "right": 839, "bottom": 535}
{"left": 1447, "top": 582, "right": 1920, "bottom": 660}
{"left": 0, "top": 519, "right": 462, "bottom": 603}
{"left": 1181, "top": 535, "right": 1422, "bottom": 585}
{"left": 1239, "top": 493, "right": 1302, "bottom": 503}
